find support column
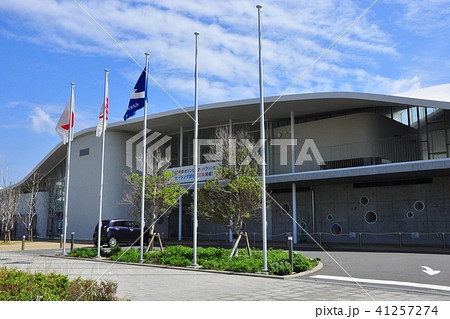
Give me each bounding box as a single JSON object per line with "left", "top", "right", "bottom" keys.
{"left": 178, "top": 126, "right": 183, "bottom": 241}
{"left": 311, "top": 188, "right": 316, "bottom": 238}
{"left": 290, "top": 111, "right": 297, "bottom": 243}
{"left": 228, "top": 119, "right": 233, "bottom": 243}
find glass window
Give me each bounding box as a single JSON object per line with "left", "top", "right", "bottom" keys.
{"left": 114, "top": 221, "right": 127, "bottom": 227}
{"left": 360, "top": 196, "right": 369, "bottom": 206}
{"left": 364, "top": 211, "right": 377, "bottom": 224}
{"left": 409, "top": 106, "right": 418, "bottom": 128}
{"left": 330, "top": 223, "right": 342, "bottom": 235}
{"left": 392, "top": 106, "right": 409, "bottom": 126}
{"left": 414, "top": 200, "right": 425, "bottom": 211}
{"left": 406, "top": 211, "right": 415, "bottom": 219}
{"left": 127, "top": 221, "right": 140, "bottom": 228}
{"left": 281, "top": 203, "right": 291, "bottom": 214}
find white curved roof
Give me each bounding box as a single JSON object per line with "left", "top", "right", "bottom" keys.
{"left": 13, "top": 89, "right": 450, "bottom": 188}
{"left": 394, "top": 84, "right": 450, "bottom": 103}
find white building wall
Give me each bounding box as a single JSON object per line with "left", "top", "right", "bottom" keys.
{"left": 66, "top": 131, "right": 135, "bottom": 240}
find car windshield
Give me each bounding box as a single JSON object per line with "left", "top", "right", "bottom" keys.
{"left": 94, "top": 220, "right": 109, "bottom": 231}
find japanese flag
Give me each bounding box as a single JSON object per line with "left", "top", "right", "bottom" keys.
{"left": 56, "top": 88, "right": 75, "bottom": 144}
{"left": 96, "top": 72, "right": 109, "bottom": 137}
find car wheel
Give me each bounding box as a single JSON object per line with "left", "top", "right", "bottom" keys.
{"left": 108, "top": 237, "right": 118, "bottom": 247}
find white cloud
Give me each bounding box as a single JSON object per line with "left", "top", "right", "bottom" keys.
{"left": 0, "top": 0, "right": 447, "bottom": 104}
{"left": 29, "top": 107, "right": 55, "bottom": 134}
{"left": 394, "top": 0, "right": 450, "bottom": 35}
{"left": 0, "top": 0, "right": 399, "bottom": 98}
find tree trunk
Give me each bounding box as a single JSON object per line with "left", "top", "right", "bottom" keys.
{"left": 230, "top": 235, "right": 241, "bottom": 257}
{"left": 230, "top": 220, "right": 243, "bottom": 257}
{"left": 4, "top": 231, "right": 11, "bottom": 243}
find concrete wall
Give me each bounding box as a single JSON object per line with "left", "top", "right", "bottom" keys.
{"left": 270, "top": 190, "right": 312, "bottom": 241}
{"left": 272, "top": 112, "right": 418, "bottom": 174}
{"left": 270, "top": 176, "right": 450, "bottom": 246}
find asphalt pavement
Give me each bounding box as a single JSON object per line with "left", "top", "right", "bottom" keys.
{"left": 0, "top": 240, "right": 449, "bottom": 301}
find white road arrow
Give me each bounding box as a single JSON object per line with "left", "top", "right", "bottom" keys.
{"left": 421, "top": 266, "right": 441, "bottom": 276}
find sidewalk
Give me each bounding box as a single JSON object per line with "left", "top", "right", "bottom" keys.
{"left": 0, "top": 240, "right": 91, "bottom": 252}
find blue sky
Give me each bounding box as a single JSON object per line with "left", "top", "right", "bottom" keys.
{"left": 0, "top": 0, "right": 449, "bottom": 184}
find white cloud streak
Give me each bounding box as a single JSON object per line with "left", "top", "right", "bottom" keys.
{"left": 0, "top": 0, "right": 446, "bottom": 105}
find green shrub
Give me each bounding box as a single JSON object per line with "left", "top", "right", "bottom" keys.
{"left": 149, "top": 246, "right": 193, "bottom": 266}
{"left": 110, "top": 245, "right": 122, "bottom": 255}
{"left": 0, "top": 267, "right": 119, "bottom": 301}
{"left": 110, "top": 247, "right": 140, "bottom": 263}
{"left": 68, "top": 247, "right": 106, "bottom": 258}
{"left": 228, "top": 256, "right": 262, "bottom": 273}
{"left": 268, "top": 260, "right": 293, "bottom": 276}
{"left": 123, "top": 245, "right": 317, "bottom": 275}
{"left": 292, "top": 253, "right": 316, "bottom": 272}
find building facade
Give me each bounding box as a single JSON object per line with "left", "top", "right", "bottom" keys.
{"left": 10, "top": 90, "right": 450, "bottom": 247}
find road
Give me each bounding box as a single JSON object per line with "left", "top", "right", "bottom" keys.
{"left": 299, "top": 250, "right": 450, "bottom": 297}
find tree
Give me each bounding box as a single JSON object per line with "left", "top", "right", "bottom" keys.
{"left": 0, "top": 184, "right": 19, "bottom": 243}
{"left": 18, "top": 172, "right": 43, "bottom": 241}
{"left": 122, "top": 154, "right": 186, "bottom": 236}
{"left": 197, "top": 128, "right": 267, "bottom": 254}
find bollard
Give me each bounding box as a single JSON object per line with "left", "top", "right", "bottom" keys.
{"left": 22, "top": 235, "right": 26, "bottom": 251}
{"left": 359, "top": 233, "right": 363, "bottom": 248}
{"left": 443, "top": 233, "right": 447, "bottom": 249}
{"left": 253, "top": 232, "right": 256, "bottom": 247}
{"left": 60, "top": 234, "right": 63, "bottom": 248}
{"left": 398, "top": 232, "right": 403, "bottom": 248}
{"left": 319, "top": 233, "right": 322, "bottom": 246}
{"left": 70, "top": 232, "right": 75, "bottom": 251}
{"left": 287, "top": 236, "right": 294, "bottom": 270}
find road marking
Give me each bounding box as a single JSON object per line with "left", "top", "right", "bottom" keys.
{"left": 311, "top": 275, "right": 450, "bottom": 292}
{"left": 421, "top": 266, "right": 441, "bottom": 276}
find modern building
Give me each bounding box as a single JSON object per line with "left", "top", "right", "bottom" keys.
{"left": 7, "top": 86, "right": 450, "bottom": 247}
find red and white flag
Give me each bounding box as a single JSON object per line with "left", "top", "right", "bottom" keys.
{"left": 56, "top": 87, "right": 75, "bottom": 144}
{"left": 96, "top": 71, "right": 109, "bottom": 137}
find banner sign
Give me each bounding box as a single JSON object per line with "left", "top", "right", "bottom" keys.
{"left": 169, "top": 162, "right": 221, "bottom": 184}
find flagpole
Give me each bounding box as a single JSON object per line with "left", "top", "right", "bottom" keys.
{"left": 62, "top": 82, "right": 74, "bottom": 255}
{"left": 97, "top": 69, "right": 109, "bottom": 258}
{"left": 192, "top": 31, "right": 199, "bottom": 266}
{"left": 257, "top": 5, "right": 268, "bottom": 273}
{"left": 140, "top": 53, "right": 150, "bottom": 262}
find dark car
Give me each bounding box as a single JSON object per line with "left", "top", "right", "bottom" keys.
{"left": 93, "top": 219, "right": 149, "bottom": 247}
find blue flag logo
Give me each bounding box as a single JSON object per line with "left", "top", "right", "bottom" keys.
{"left": 123, "top": 68, "right": 147, "bottom": 121}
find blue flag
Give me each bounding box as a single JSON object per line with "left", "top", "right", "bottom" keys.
{"left": 123, "top": 67, "right": 147, "bottom": 121}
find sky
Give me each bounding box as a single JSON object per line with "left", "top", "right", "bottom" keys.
{"left": 0, "top": 0, "right": 449, "bottom": 184}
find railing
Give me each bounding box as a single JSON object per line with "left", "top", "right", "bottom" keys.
{"left": 272, "top": 133, "right": 450, "bottom": 174}
{"left": 319, "top": 134, "right": 422, "bottom": 170}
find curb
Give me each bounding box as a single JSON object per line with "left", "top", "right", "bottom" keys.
{"left": 41, "top": 254, "right": 323, "bottom": 280}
